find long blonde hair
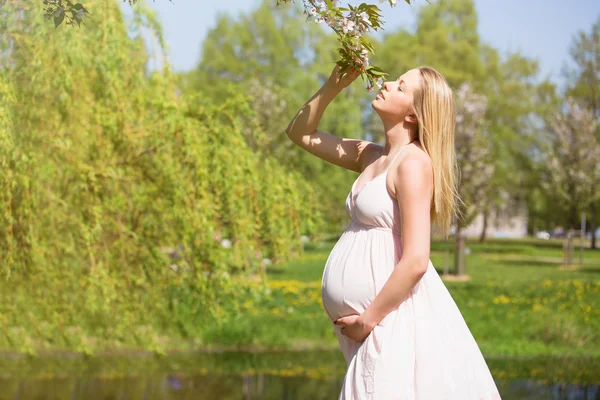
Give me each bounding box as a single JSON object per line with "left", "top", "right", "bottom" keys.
{"left": 411, "top": 66, "right": 461, "bottom": 237}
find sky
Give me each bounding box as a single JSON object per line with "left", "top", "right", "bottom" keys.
{"left": 122, "top": 0, "right": 600, "bottom": 85}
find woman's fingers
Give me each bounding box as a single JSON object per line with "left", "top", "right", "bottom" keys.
{"left": 328, "top": 65, "right": 361, "bottom": 89}
{"left": 335, "top": 315, "right": 358, "bottom": 325}
{"left": 340, "top": 68, "right": 360, "bottom": 85}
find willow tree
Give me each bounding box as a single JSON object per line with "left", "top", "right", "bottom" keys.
{"left": 0, "top": 0, "right": 322, "bottom": 279}
{"left": 1, "top": 0, "right": 324, "bottom": 354}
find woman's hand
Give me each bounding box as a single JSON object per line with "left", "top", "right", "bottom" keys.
{"left": 326, "top": 65, "right": 361, "bottom": 92}
{"left": 334, "top": 314, "right": 376, "bottom": 343}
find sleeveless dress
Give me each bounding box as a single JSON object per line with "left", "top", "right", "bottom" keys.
{"left": 321, "top": 147, "right": 502, "bottom": 400}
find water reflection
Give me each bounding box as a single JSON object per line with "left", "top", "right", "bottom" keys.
{"left": 1, "top": 374, "right": 598, "bottom": 400}
{"left": 0, "top": 352, "right": 598, "bottom": 400}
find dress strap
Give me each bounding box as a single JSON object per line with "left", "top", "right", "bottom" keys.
{"left": 383, "top": 142, "right": 413, "bottom": 172}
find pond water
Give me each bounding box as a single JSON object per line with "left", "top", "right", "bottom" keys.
{"left": 0, "top": 351, "right": 598, "bottom": 400}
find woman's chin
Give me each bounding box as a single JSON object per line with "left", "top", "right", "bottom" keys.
{"left": 371, "top": 100, "right": 381, "bottom": 111}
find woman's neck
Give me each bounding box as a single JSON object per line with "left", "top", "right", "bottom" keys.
{"left": 381, "top": 120, "right": 418, "bottom": 155}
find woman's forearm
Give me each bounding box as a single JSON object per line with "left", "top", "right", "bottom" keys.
{"left": 360, "top": 256, "right": 429, "bottom": 328}
{"left": 285, "top": 82, "right": 341, "bottom": 140}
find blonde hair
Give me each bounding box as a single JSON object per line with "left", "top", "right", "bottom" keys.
{"left": 412, "top": 66, "right": 461, "bottom": 237}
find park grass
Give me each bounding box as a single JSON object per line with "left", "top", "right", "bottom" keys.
{"left": 0, "top": 238, "right": 598, "bottom": 361}
{"left": 206, "top": 237, "right": 600, "bottom": 358}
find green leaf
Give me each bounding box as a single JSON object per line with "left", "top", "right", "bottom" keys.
{"left": 360, "top": 37, "right": 375, "bottom": 53}
{"left": 367, "top": 68, "right": 386, "bottom": 77}
{"left": 70, "top": 10, "right": 83, "bottom": 27}
{"left": 54, "top": 10, "right": 65, "bottom": 29}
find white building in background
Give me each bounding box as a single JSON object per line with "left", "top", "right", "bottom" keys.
{"left": 459, "top": 201, "right": 528, "bottom": 239}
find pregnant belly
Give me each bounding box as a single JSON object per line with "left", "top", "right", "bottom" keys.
{"left": 321, "top": 229, "right": 397, "bottom": 321}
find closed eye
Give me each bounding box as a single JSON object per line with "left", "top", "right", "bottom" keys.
{"left": 397, "top": 79, "right": 405, "bottom": 92}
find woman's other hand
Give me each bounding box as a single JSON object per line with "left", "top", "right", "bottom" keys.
{"left": 334, "top": 314, "right": 376, "bottom": 343}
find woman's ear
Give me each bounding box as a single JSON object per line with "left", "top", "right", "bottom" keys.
{"left": 405, "top": 113, "right": 417, "bottom": 124}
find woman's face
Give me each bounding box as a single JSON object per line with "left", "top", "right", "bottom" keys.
{"left": 372, "top": 68, "right": 421, "bottom": 124}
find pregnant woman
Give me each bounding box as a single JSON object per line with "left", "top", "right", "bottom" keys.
{"left": 285, "top": 65, "right": 501, "bottom": 399}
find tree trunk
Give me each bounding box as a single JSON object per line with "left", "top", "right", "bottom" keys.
{"left": 479, "top": 210, "right": 489, "bottom": 243}
{"left": 454, "top": 226, "right": 466, "bottom": 277}
{"left": 591, "top": 203, "right": 597, "bottom": 249}
{"left": 569, "top": 205, "right": 578, "bottom": 230}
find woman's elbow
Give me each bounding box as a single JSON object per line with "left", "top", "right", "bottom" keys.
{"left": 407, "top": 253, "right": 430, "bottom": 275}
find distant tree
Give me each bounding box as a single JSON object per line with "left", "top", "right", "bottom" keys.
{"left": 541, "top": 99, "right": 600, "bottom": 230}
{"left": 453, "top": 83, "right": 491, "bottom": 276}
{"left": 480, "top": 50, "right": 540, "bottom": 241}
{"left": 564, "top": 15, "right": 600, "bottom": 248}
{"left": 520, "top": 80, "right": 563, "bottom": 233}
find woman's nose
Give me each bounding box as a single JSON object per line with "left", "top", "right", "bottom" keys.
{"left": 383, "top": 82, "right": 390, "bottom": 91}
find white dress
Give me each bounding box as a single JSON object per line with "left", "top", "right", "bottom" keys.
{"left": 321, "top": 147, "right": 502, "bottom": 399}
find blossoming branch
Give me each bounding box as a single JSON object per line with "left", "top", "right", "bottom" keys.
{"left": 276, "top": 0, "right": 412, "bottom": 91}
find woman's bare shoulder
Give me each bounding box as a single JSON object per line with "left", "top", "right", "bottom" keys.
{"left": 403, "top": 144, "right": 432, "bottom": 169}
{"left": 399, "top": 146, "right": 432, "bottom": 186}
{"left": 388, "top": 144, "right": 433, "bottom": 198}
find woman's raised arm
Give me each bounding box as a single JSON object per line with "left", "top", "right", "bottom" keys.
{"left": 285, "top": 65, "right": 381, "bottom": 173}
